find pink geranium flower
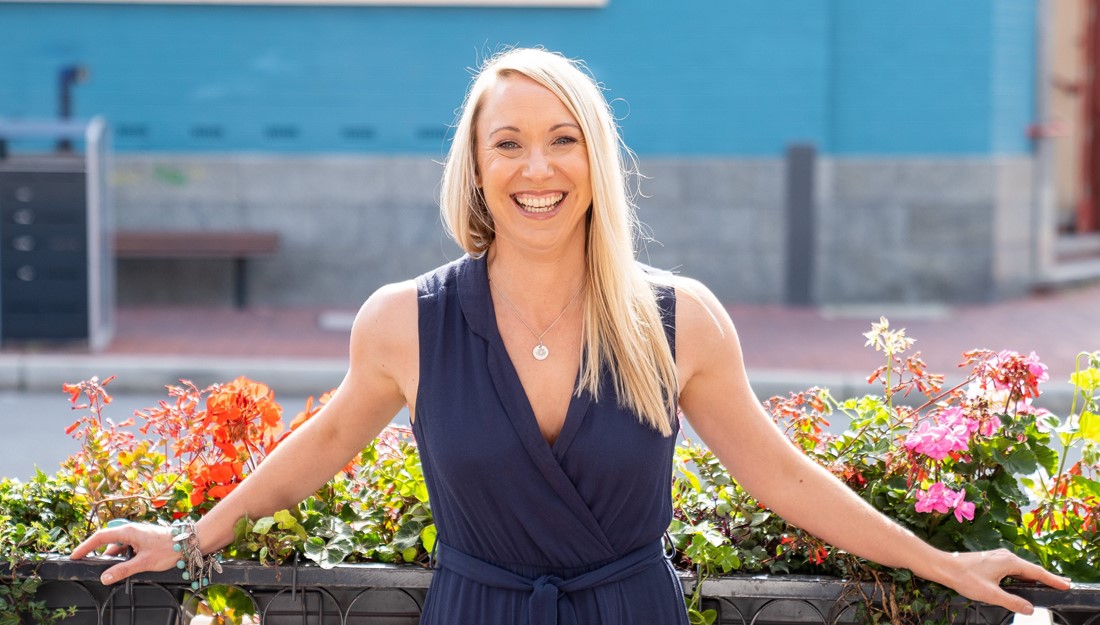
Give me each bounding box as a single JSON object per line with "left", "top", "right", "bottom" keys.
{"left": 914, "top": 482, "right": 953, "bottom": 514}
{"left": 915, "top": 482, "right": 975, "bottom": 522}
{"left": 904, "top": 413, "right": 972, "bottom": 461}
{"left": 1023, "top": 351, "right": 1049, "bottom": 383}
{"left": 953, "top": 498, "right": 976, "bottom": 523}
{"left": 940, "top": 406, "right": 978, "bottom": 436}
{"left": 977, "top": 414, "right": 1003, "bottom": 438}
{"left": 904, "top": 422, "right": 950, "bottom": 460}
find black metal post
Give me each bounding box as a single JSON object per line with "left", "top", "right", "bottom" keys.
{"left": 57, "top": 65, "right": 88, "bottom": 152}
{"left": 784, "top": 143, "right": 817, "bottom": 306}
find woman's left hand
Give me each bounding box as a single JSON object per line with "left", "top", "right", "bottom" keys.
{"left": 936, "top": 549, "right": 1071, "bottom": 614}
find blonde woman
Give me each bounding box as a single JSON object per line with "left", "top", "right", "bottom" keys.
{"left": 74, "top": 48, "right": 1069, "bottom": 624}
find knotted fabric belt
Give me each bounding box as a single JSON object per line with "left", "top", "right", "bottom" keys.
{"left": 434, "top": 539, "right": 667, "bottom": 625}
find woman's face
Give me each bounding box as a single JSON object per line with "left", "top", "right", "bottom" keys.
{"left": 474, "top": 74, "right": 592, "bottom": 257}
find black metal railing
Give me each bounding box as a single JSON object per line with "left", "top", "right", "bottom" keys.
{"left": 11, "top": 557, "right": 1100, "bottom": 625}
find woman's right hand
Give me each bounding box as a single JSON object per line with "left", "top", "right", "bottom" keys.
{"left": 70, "top": 523, "right": 181, "bottom": 585}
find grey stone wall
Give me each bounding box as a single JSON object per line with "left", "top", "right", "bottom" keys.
{"left": 111, "top": 155, "right": 461, "bottom": 307}
{"left": 634, "top": 159, "right": 787, "bottom": 304}
{"left": 817, "top": 158, "right": 1034, "bottom": 305}
{"left": 108, "top": 154, "right": 1037, "bottom": 307}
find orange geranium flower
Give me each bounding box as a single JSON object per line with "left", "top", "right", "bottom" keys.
{"left": 203, "top": 377, "right": 285, "bottom": 458}
{"left": 189, "top": 459, "right": 246, "bottom": 507}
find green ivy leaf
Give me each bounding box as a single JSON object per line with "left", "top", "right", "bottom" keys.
{"left": 393, "top": 519, "right": 426, "bottom": 552}
{"left": 273, "top": 510, "right": 297, "bottom": 529}
{"left": 420, "top": 523, "right": 437, "bottom": 555}
{"left": 252, "top": 517, "right": 275, "bottom": 536}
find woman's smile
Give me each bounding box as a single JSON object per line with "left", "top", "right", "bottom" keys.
{"left": 513, "top": 191, "right": 567, "bottom": 214}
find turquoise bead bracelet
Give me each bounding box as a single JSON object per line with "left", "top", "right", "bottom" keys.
{"left": 170, "top": 519, "right": 222, "bottom": 590}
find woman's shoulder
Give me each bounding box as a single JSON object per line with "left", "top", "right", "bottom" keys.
{"left": 660, "top": 273, "right": 731, "bottom": 342}
{"left": 351, "top": 254, "right": 478, "bottom": 343}
{"left": 350, "top": 280, "right": 419, "bottom": 348}
{"left": 360, "top": 255, "right": 473, "bottom": 322}
{"left": 638, "top": 266, "right": 721, "bottom": 317}
{"left": 414, "top": 255, "right": 474, "bottom": 298}
{"left": 661, "top": 274, "right": 741, "bottom": 385}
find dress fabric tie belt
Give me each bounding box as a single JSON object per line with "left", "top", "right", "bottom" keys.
{"left": 434, "top": 539, "right": 668, "bottom": 625}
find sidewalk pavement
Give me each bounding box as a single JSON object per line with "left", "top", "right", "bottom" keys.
{"left": 1, "top": 280, "right": 1098, "bottom": 412}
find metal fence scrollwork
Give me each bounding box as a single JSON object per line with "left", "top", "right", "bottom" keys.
{"left": 14, "top": 558, "right": 1100, "bottom": 625}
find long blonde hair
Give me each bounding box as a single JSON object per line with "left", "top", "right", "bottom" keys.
{"left": 440, "top": 48, "right": 677, "bottom": 436}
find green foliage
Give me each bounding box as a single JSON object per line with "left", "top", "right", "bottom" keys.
{"left": 0, "top": 470, "right": 88, "bottom": 566}
{"left": 1, "top": 331, "right": 1098, "bottom": 625}
{"left": 0, "top": 576, "right": 76, "bottom": 625}
{"left": 184, "top": 584, "right": 256, "bottom": 625}
{"left": 671, "top": 322, "right": 1098, "bottom": 623}
{"left": 223, "top": 430, "right": 434, "bottom": 568}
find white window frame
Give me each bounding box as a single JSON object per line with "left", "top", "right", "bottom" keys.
{"left": 6, "top": 0, "right": 606, "bottom": 5}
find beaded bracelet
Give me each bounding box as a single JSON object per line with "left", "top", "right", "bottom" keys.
{"left": 170, "top": 519, "right": 223, "bottom": 590}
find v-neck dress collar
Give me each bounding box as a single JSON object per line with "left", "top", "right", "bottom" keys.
{"left": 457, "top": 253, "right": 591, "bottom": 459}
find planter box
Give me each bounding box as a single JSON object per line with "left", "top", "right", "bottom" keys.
{"left": 10, "top": 557, "right": 1100, "bottom": 624}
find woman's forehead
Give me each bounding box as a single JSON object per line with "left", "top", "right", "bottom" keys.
{"left": 477, "top": 74, "right": 579, "bottom": 131}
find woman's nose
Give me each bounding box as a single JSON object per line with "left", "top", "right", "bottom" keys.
{"left": 523, "top": 148, "right": 553, "bottom": 180}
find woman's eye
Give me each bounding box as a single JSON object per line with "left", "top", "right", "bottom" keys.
{"left": 553, "top": 136, "right": 578, "bottom": 146}
{"left": 494, "top": 140, "right": 520, "bottom": 150}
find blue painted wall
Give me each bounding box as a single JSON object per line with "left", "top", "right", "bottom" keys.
{"left": 0, "top": 0, "right": 1036, "bottom": 156}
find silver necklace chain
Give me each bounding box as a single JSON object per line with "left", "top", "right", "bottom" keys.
{"left": 490, "top": 275, "right": 584, "bottom": 361}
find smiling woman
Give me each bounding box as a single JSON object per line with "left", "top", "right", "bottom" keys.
{"left": 70, "top": 47, "right": 1070, "bottom": 625}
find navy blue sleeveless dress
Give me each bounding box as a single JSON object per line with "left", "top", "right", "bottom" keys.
{"left": 413, "top": 255, "right": 689, "bottom": 625}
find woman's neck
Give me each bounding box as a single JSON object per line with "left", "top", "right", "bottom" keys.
{"left": 485, "top": 241, "right": 587, "bottom": 324}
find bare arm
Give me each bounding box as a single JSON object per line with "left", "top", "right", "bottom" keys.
{"left": 673, "top": 278, "right": 1069, "bottom": 614}
{"left": 71, "top": 281, "right": 419, "bottom": 583}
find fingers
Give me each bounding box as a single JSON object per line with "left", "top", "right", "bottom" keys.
{"left": 73, "top": 523, "right": 182, "bottom": 585}
{"left": 981, "top": 552, "right": 1071, "bottom": 613}
{"left": 104, "top": 543, "right": 128, "bottom": 557}
{"left": 70, "top": 527, "right": 128, "bottom": 560}
{"left": 988, "top": 586, "right": 1036, "bottom": 615}
{"left": 99, "top": 554, "right": 151, "bottom": 585}
{"left": 948, "top": 550, "right": 1071, "bottom": 614}
{"left": 1008, "top": 558, "right": 1072, "bottom": 590}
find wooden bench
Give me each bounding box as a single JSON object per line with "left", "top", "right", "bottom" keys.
{"left": 113, "top": 230, "right": 281, "bottom": 308}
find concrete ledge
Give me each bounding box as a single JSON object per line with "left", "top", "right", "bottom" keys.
{"left": 2, "top": 354, "right": 348, "bottom": 396}
{"left": 1040, "top": 258, "right": 1100, "bottom": 288}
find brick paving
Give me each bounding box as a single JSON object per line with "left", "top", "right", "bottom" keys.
{"left": 733, "top": 282, "right": 1100, "bottom": 387}
{"left": 2, "top": 280, "right": 1097, "bottom": 388}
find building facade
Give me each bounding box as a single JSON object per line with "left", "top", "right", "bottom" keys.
{"left": 0, "top": 0, "right": 1044, "bottom": 306}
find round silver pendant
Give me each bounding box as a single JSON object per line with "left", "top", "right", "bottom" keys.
{"left": 532, "top": 343, "right": 550, "bottom": 361}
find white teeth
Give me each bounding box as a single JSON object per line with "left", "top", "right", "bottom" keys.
{"left": 514, "top": 193, "right": 564, "bottom": 212}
